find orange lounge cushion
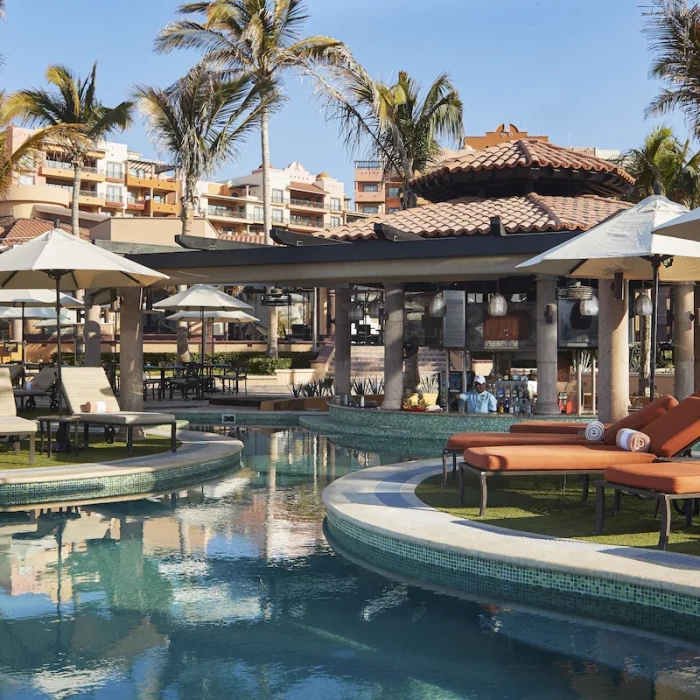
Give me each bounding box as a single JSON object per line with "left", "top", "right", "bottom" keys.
{"left": 509, "top": 421, "right": 591, "bottom": 435}
{"left": 446, "top": 432, "right": 591, "bottom": 451}
{"left": 602, "top": 394, "right": 679, "bottom": 445}
{"left": 463, "top": 444, "right": 657, "bottom": 472}
{"left": 605, "top": 462, "right": 700, "bottom": 494}
{"left": 644, "top": 395, "right": 700, "bottom": 457}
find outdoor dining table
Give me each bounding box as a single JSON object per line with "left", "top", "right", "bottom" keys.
{"left": 143, "top": 365, "right": 183, "bottom": 401}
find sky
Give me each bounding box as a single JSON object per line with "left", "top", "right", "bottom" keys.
{"left": 0, "top": 0, "right": 689, "bottom": 195}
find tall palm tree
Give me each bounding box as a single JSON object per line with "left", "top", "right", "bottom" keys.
{"left": 155, "top": 0, "right": 346, "bottom": 358}
{"left": 136, "top": 65, "right": 265, "bottom": 363}
{"left": 8, "top": 63, "right": 133, "bottom": 237}
{"left": 645, "top": 0, "right": 700, "bottom": 137}
{"left": 135, "top": 65, "right": 265, "bottom": 237}
{"left": 318, "top": 62, "right": 463, "bottom": 209}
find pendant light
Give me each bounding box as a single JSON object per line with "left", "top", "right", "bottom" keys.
{"left": 428, "top": 290, "right": 447, "bottom": 318}
{"left": 634, "top": 290, "right": 653, "bottom": 317}
{"left": 579, "top": 295, "right": 599, "bottom": 317}
{"left": 348, "top": 302, "right": 364, "bottom": 322}
{"left": 488, "top": 280, "right": 508, "bottom": 317}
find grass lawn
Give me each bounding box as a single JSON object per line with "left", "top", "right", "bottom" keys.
{"left": 0, "top": 437, "right": 177, "bottom": 470}
{"left": 416, "top": 473, "right": 700, "bottom": 555}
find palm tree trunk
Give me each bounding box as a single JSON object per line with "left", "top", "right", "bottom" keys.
{"left": 261, "top": 105, "right": 278, "bottom": 359}
{"left": 177, "top": 188, "right": 194, "bottom": 363}
{"left": 71, "top": 163, "right": 81, "bottom": 237}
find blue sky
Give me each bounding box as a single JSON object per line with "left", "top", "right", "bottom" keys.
{"left": 0, "top": 0, "right": 689, "bottom": 193}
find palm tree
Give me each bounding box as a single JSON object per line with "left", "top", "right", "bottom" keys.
{"left": 135, "top": 65, "right": 265, "bottom": 237}
{"left": 618, "top": 126, "right": 700, "bottom": 206}
{"left": 318, "top": 62, "right": 463, "bottom": 209}
{"left": 7, "top": 63, "right": 133, "bottom": 237}
{"left": 135, "top": 65, "right": 265, "bottom": 363}
{"left": 155, "top": 0, "right": 346, "bottom": 358}
{"left": 645, "top": 0, "right": 700, "bottom": 137}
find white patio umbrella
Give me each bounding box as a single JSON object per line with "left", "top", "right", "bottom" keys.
{"left": 0, "top": 289, "right": 82, "bottom": 382}
{"left": 166, "top": 309, "right": 260, "bottom": 360}
{"left": 154, "top": 285, "right": 253, "bottom": 372}
{"left": 0, "top": 227, "right": 167, "bottom": 413}
{"left": 653, "top": 206, "right": 700, "bottom": 241}
{"left": 517, "top": 195, "right": 700, "bottom": 393}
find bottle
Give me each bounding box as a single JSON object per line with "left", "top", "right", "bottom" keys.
{"left": 497, "top": 399, "right": 504, "bottom": 414}
{"left": 503, "top": 397, "right": 509, "bottom": 414}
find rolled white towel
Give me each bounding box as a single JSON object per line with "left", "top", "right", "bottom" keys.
{"left": 584, "top": 420, "right": 605, "bottom": 441}
{"left": 616, "top": 428, "right": 651, "bottom": 453}
{"left": 85, "top": 400, "right": 109, "bottom": 414}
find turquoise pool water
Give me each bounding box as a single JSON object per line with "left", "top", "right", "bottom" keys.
{"left": 0, "top": 427, "right": 698, "bottom": 699}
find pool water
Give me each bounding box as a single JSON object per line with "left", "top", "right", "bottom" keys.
{"left": 0, "top": 427, "right": 698, "bottom": 699}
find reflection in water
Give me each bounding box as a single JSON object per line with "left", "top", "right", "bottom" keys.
{"left": 0, "top": 427, "right": 698, "bottom": 699}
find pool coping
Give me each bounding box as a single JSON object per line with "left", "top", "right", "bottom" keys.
{"left": 323, "top": 461, "right": 700, "bottom": 614}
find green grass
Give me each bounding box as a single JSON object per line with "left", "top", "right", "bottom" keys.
{"left": 0, "top": 437, "right": 176, "bottom": 470}
{"left": 416, "top": 474, "right": 700, "bottom": 555}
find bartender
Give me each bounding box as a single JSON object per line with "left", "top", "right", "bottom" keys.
{"left": 461, "top": 375, "right": 497, "bottom": 414}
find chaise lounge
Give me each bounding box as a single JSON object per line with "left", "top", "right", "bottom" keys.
{"left": 458, "top": 395, "right": 700, "bottom": 516}
{"left": 13, "top": 366, "right": 58, "bottom": 411}
{"left": 0, "top": 368, "right": 37, "bottom": 463}
{"left": 61, "top": 367, "right": 178, "bottom": 456}
{"left": 441, "top": 395, "right": 677, "bottom": 485}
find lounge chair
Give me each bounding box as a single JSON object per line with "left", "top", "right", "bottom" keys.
{"left": 509, "top": 420, "right": 612, "bottom": 434}
{"left": 458, "top": 394, "right": 700, "bottom": 515}
{"left": 14, "top": 366, "right": 58, "bottom": 411}
{"left": 1, "top": 364, "right": 23, "bottom": 387}
{"left": 441, "top": 395, "right": 677, "bottom": 485}
{"left": 61, "top": 367, "right": 177, "bottom": 456}
{"left": 0, "top": 368, "right": 36, "bottom": 463}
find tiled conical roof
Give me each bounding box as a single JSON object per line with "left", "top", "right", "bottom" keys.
{"left": 411, "top": 139, "right": 634, "bottom": 200}
{"left": 315, "top": 194, "right": 630, "bottom": 241}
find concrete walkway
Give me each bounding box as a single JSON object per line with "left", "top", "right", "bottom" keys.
{"left": 323, "top": 461, "right": 700, "bottom": 603}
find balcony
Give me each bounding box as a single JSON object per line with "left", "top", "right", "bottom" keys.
{"left": 355, "top": 190, "right": 385, "bottom": 203}
{"left": 289, "top": 197, "right": 326, "bottom": 211}
{"left": 289, "top": 214, "right": 323, "bottom": 230}
{"left": 206, "top": 205, "right": 248, "bottom": 221}
{"left": 126, "top": 173, "right": 178, "bottom": 192}
{"left": 145, "top": 200, "right": 178, "bottom": 216}
{"left": 126, "top": 198, "right": 146, "bottom": 210}
{"left": 40, "top": 161, "right": 106, "bottom": 182}
{"left": 103, "top": 197, "right": 125, "bottom": 208}
{"left": 72, "top": 190, "right": 104, "bottom": 206}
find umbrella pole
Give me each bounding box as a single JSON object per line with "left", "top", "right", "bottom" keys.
{"left": 21, "top": 302, "right": 26, "bottom": 388}
{"left": 200, "top": 307, "right": 205, "bottom": 387}
{"left": 650, "top": 257, "right": 661, "bottom": 399}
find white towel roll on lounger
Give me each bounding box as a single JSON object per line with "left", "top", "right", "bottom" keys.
{"left": 584, "top": 421, "right": 605, "bottom": 441}
{"left": 616, "top": 428, "right": 651, "bottom": 453}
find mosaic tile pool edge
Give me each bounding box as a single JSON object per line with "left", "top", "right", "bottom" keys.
{"left": 325, "top": 507, "right": 700, "bottom": 621}
{"left": 0, "top": 451, "right": 241, "bottom": 506}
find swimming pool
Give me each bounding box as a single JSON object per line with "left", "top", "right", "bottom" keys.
{"left": 0, "top": 426, "right": 698, "bottom": 699}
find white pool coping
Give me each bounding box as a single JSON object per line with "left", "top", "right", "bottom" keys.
{"left": 323, "top": 460, "right": 700, "bottom": 600}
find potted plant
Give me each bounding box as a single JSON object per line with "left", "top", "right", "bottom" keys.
{"left": 419, "top": 374, "right": 440, "bottom": 406}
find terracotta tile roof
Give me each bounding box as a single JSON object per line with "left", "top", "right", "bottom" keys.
{"left": 315, "top": 194, "right": 631, "bottom": 241}
{"left": 411, "top": 139, "right": 634, "bottom": 195}
{"left": 0, "top": 218, "right": 90, "bottom": 245}
{"left": 217, "top": 232, "right": 267, "bottom": 245}
{"left": 289, "top": 181, "right": 326, "bottom": 194}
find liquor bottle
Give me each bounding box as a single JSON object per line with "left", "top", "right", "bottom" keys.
{"left": 503, "top": 397, "right": 510, "bottom": 414}
{"left": 497, "top": 399, "right": 504, "bottom": 414}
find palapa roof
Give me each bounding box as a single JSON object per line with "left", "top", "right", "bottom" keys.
{"left": 314, "top": 194, "right": 631, "bottom": 241}
{"left": 411, "top": 139, "right": 634, "bottom": 200}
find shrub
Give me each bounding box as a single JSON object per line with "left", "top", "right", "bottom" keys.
{"left": 248, "top": 356, "right": 292, "bottom": 375}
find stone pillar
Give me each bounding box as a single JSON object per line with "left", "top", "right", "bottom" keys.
{"left": 534, "top": 276, "right": 560, "bottom": 415}
{"left": 598, "top": 277, "right": 629, "bottom": 422}
{"left": 382, "top": 283, "right": 404, "bottom": 411}
{"left": 328, "top": 289, "right": 336, "bottom": 338}
{"left": 84, "top": 293, "right": 102, "bottom": 367}
{"left": 674, "top": 283, "right": 695, "bottom": 400}
{"left": 11, "top": 319, "right": 22, "bottom": 345}
{"left": 119, "top": 288, "right": 144, "bottom": 412}
{"left": 334, "top": 288, "right": 351, "bottom": 396}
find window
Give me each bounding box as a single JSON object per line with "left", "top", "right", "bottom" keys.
{"left": 19, "top": 174, "right": 34, "bottom": 186}
{"left": 330, "top": 197, "right": 341, "bottom": 210}
{"left": 387, "top": 186, "right": 400, "bottom": 198}
{"left": 129, "top": 167, "right": 147, "bottom": 178}
{"left": 106, "top": 162, "right": 123, "bottom": 179}
{"left": 363, "top": 205, "right": 379, "bottom": 214}
{"left": 272, "top": 209, "right": 283, "bottom": 223}
{"left": 387, "top": 207, "right": 400, "bottom": 214}
{"left": 106, "top": 185, "right": 122, "bottom": 202}
{"left": 330, "top": 216, "right": 342, "bottom": 228}
{"left": 254, "top": 206, "right": 264, "bottom": 221}
{"left": 362, "top": 184, "right": 379, "bottom": 192}
{"left": 271, "top": 188, "right": 284, "bottom": 203}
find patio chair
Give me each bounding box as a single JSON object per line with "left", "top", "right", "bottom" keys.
{"left": 14, "top": 366, "right": 59, "bottom": 411}
{"left": 167, "top": 363, "right": 204, "bottom": 401}
{"left": 0, "top": 368, "right": 36, "bottom": 464}
{"left": 458, "top": 394, "right": 700, "bottom": 515}
{"left": 441, "top": 395, "right": 677, "bottom": 485}
{"left": 219, "top": 363, "right": 248, "bottom": 394}
{"left": 61, "top": 366, "right": 177, "bottom": 457}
